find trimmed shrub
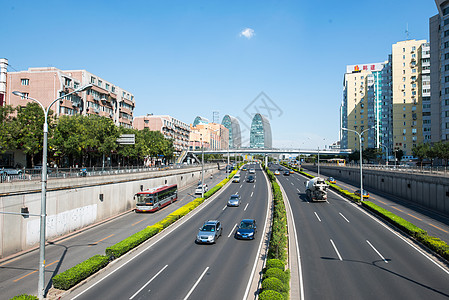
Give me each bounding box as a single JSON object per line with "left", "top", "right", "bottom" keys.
{"left": 266, "top": 259, "right": 285, "bottom": 271}
{"left": 105, "top": 226, "right": 160, "bottom": 259}
{"left": 258, "top": 290, "right": 285, "bottom": 300}
{"left": 263, "top": 268, "right": 290, "bottom": 285}
{"left": 52, "top": 255, "right": 109, "bottom": 290}
{"left": 262, "top": 277, "right": 289, "bottom": 294}
{"left": 416, "top": 233, "right": 449, "bottom": 260}
{"left": 9, "top": 295, "right": 38, "bottom": 300}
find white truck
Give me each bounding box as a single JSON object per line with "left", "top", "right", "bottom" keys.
{"left": 304, "top": 177, "right": 328, "bottom": 201}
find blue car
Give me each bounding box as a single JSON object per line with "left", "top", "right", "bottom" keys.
{"left": 235, "top": 219, "right": 257, "bottom": 240}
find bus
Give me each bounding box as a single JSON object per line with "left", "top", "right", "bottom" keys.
{"left": 135, "top": 184, "right": 178, "bottom": 212}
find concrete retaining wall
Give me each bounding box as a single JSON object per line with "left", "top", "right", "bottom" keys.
{"left": 304, "top": 165, "right": 449, "bottom": 216}
{"left": 0, "top": 165, "right": 216, "bottom": 258}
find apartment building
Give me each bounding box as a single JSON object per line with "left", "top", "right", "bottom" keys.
{"left": 189, "top": 116, "right": 229, "bottom": 151}
{"left": 391, "top": 40, "right": 427, "bottom": 155}
{"left": 3, "top": 63, "right": 134, "bottom": 128}
{"left": 133, "top": 114, "right": 190, "bottom": 154}
{"left": 341, "top": 62, "right": 391, "bottom": 157}
{"left": 430, "top": 1, "right": 449, "bottom": 142}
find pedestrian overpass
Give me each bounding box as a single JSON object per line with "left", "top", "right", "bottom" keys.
{"left": 188, "top": 148, "right": 352, "bottom": 156}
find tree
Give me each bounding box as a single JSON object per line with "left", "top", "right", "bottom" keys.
{"left": 433, "top": 141, "right": 449, "bottom": 166}
{"left": 0, "top": 105, "right": 15, "bottom": 153}
{"left": 363, "top": 148, "right": 381, "bottom": 163}
{"left": 348, "top": 150, "right": 360, "bottom": 162}
{"left": 13, "top": 103, "right": 55, "bottom": 167}
{"left": 412, "top": 143, "right": 430, "bottom": 166}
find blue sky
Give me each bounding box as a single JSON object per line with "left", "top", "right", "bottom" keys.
{"left": 3, "top": 0, "right": 438, "bottom": 149}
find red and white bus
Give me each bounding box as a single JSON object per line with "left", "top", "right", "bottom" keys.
{"left": 135, "top": 184, "right": 178, "bottom": 212}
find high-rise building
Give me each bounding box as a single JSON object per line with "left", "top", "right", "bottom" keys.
{"left": 249, "top": 113, "right": 272, "bottom": 149}
{"left": 341, "top": 62, "right": 391, "bottom": 157}
{"left": 4, "top": 65, "right": 135, "bottom": 128}
{"left": 221, "top": 115, "right": 242, "bottom": 149}
{"left": 392, "top": 40, "right": 427, "bottom": 155}
{"left": 430, "top": 1, "right": 449, "bottom": 142}
{"left": 133, "top": 114, "right": 190, "bottom": 154}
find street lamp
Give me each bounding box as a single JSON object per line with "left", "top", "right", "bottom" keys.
{"left": 12, "top": 83, "right": 92, "bottom": 299}
{"left": 200, "top": 134, "right": 204, "bottom": 198}
{"left": 341, "top": 126, "right": 374, "bottom": 201}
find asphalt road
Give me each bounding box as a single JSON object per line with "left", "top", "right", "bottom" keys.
{"left": 271, "top": 164, "right": 449, "bottom": 300}
{"left": 302, "top": 165, "right": 449, "bottom": 245}
{"left": 64, "top": 163, "right": 269, "bottom": 300}
{"left": 0, "top": 168, "right": 226, "bottom": 299}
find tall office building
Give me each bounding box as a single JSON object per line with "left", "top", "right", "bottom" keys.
{"left": 249, "top": 113, "right": 272, "bottom": 149}
{"left": 189, "top": 116, "right": 229, "bottom": 150}
{"left": 430, "top": 1, "right": 449, "bottom": 142}
{"left": 221, "top": 114, "right": 242, "bottom": 149}
{"left": 341, "top": 62, "right": 391, "bottom": 158}
{"left": 391, "top": 39, "right": 428, "bottom": 156}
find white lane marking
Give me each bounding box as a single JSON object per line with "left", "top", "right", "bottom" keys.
{"left": 330, "top": 239, "right": 343, "bottom": 261}
{"left": 244, "top": 203, "right": 249, "bottom": 211}
{"left": 297, "top": 188, "right": 300, "bottom": 192}
{"left": 314, "top": 212, "right": 322, "bottom": 222}
{"left": 183, "top": 267, "right": 209, "bottom": 300}
{"left": 366, "top": 240, "right": 388, "bottom": 263}
{"left": 286, "top": 188, "right": 305, "bottom": 300}
{"left": 250, "top": 191, "right": 253, "bottom": 197}
{"left": 240, "top": 184, "right": 242, "bottom": 189}
{"left": 222, "top": 205, "right": 227, "bottom": 211}
{"left": 339, "top": 212, "right": 350, "bottom": 223}
{"left": 228, "top": 223, "right": 238, "bottom": 237}
{"left": 327, "top": 189, "right": 449, "bottom": 275}
{"left": 129, "top": 264, "right": 168, "bottom": 299}
{"left": 291, "top": 182, "right": 294, "bottom": 185}
{"left": 253, "top": 184, "right": 256, "bottom": 188}
{"left": 243, "top": 169, "right": 272, "bottom": 300}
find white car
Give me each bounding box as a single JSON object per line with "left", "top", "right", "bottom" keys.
{"left": 195, "top": 184, "right": 208, "bottom": 195}
{"left": 249, "top": 168, "right": 255, "bottom": 174}
{"left": 233, "top": 175, "right": 240, "bottom": 183}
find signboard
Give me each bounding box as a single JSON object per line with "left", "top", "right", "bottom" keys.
{"left": 346, "top": 62, "right": 385, "bottom": 74}
{"left": 116, "top": 134, "right": 135, "bottom": 145}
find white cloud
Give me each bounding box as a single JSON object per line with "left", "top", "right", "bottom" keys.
{"left": 239, "top": 28, "right": 255, "bottom": 39}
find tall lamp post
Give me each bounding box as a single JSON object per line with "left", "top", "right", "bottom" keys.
{"left": 200, "top": 134, "right": 204, "bottom": 198}
{"left": 12, "top": 84, "right": 92, "bottom": 299}
{"left": 341, "top": 126, "right": 374, "bottom": 201}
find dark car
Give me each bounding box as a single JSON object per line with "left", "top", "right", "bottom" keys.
{"left": 235, "top": 219, "right": 257, "bottom": 240}
{"left": 283, "top": 170, "right": 290, "bottom": 176}
{"left": 247, "top": 175, "right": 255, "bottom": 183}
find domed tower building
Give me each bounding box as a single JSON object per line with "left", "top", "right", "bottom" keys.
{"left": 250, "top": 113, "right": 272, "bottom": 149}
{"left": 221, "top": 115, "right": 242, "bottom": 149}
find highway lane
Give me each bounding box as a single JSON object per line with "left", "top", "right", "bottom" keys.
{"left": 271, "top": 164, "right": 449, "bottom": 299}
{"left": 301, "top": 165, "right": 449, "bottom": 245}
{"left": 0, "top": 168, "right": 226, "bottom": 299}
{"left": 66, "top": 163, "right": 269, "bottom": 300}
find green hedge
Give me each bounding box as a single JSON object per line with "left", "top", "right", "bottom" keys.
{"left": 9, "top": 295, "right": 38, "bottom": 300}
{"left": 265, "top": 258, "right": 285, "bottom": 271}
{"left": 258, "top": 289, "right": 285, "bottom": 300}
{"left": 263, "top": 268, "right": 290, "bottom": 285}
{"left": 52, "top": 167, "right": 237, "bottom": 291}
{"left": 52, "top": 255, "right": 109, "bottom": 290}
{"left": 261, "top": 277, "right": 289, "bottom": 299}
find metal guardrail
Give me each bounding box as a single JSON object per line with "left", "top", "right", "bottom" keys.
{"left": 0, "top": 164, "right": 207, "bottom": 183}
{"left": 306, "top": 163, "right": 449, "bottom": 177}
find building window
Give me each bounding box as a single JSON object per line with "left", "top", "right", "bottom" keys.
{"left": 445, "top": 53, "right": 449, "bottom": 60}
{"left": 403, "top": 55, "right": 406, "bottom": 59}
{"left": 98, "top": 80, "right": 102, "bottom": 87}
{"left": 403, "top": 48, "right": 406, "bottom": 52}
{"left": 112, "top": 86, "right": 115, "bottom": 93}
{"left": 21, "top": 79, "right": 29, "bottom": 86}
{"left": 444, "top": 7, "right": 449, "bottom": 15}
{"left": 412, "top": 128, "right": 417, "bottom": 134}
{"left": 445, "top": 41, "right": 449, "bottom": 48}
{"left": 412, "top": 69, "right": 416, "bottom": 73}
{"left": 403, "top": 106, "right": 406, "bottom": 111}
{"left": 445, "top": 29, "right": 449, "bottom": 37}
{"left": 403, "top": 114, "right": 406, "bottom": 118}
{"left": 90, "top": 76, "right": 96, "bottom": 84}
{"left": 402, "top": 77, "right": 406, "bottom": 82}
{"left": 105, "top": 83, "right": 109, "bottom": 90}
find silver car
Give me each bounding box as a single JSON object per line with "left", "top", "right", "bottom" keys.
{"left": 227, "top": 194, "right": 241, "bottom": 207}
{"left": 196, "top": 220, "right": 222, "bottom": 244}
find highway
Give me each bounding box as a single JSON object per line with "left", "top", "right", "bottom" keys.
{"left": 65, "top": 163, "right": 269, "bottom": 300}
{"left": 0, "top": 168, "right": 226, "bottom": 299}
{"left": 271, "top": 164, "right": 449, "bottom": 300}
{"left": 302, "top": 165, "right": 449, "bottom": 245}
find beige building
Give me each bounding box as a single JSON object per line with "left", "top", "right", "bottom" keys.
{"left": 4, "top": 65, "right": 134, "bottom": 128}
{"left": 392, "top": 40, "right": 427, "bottom": 156}
{"left": 189, "top": 121, "right": 229, "bottom": 151}
{"left": 133, "top": 114, "right": 190, "bottom": 154}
